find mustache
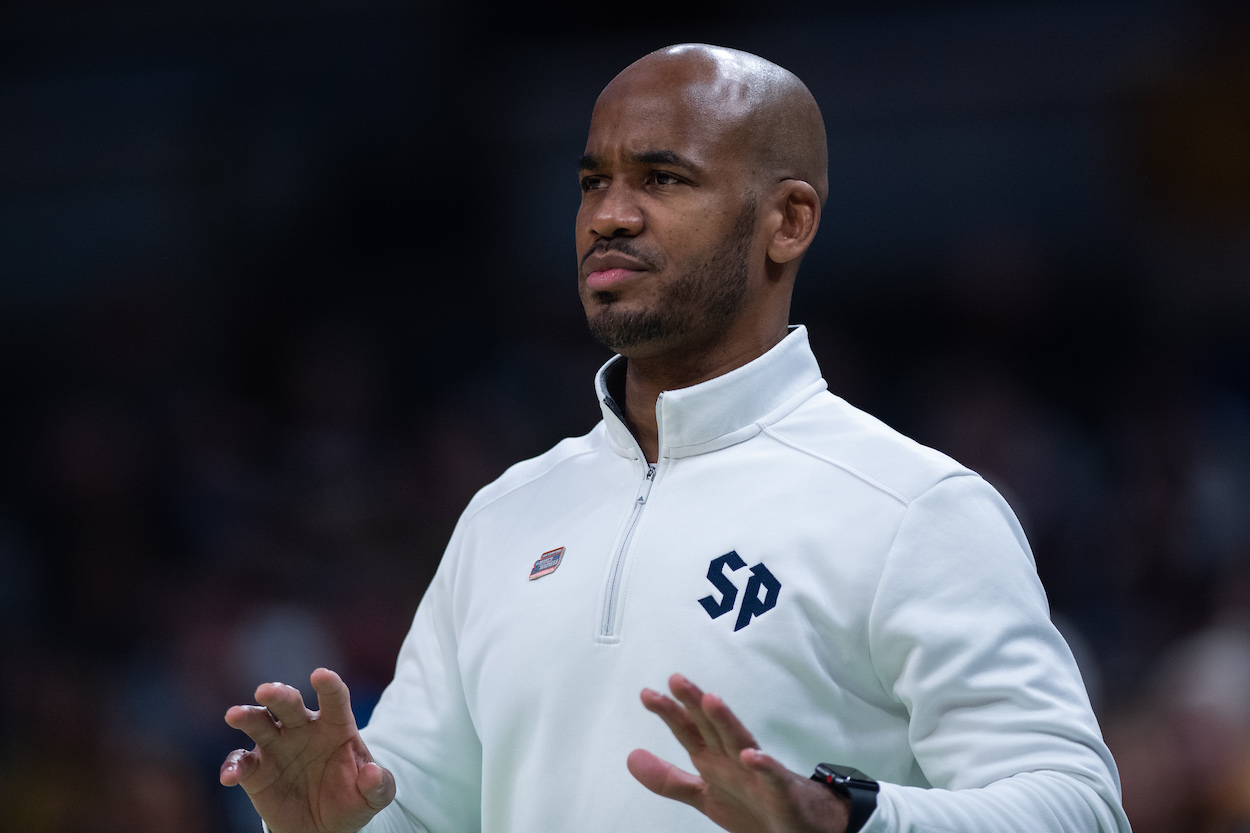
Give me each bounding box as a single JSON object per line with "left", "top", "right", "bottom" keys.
{"left": 579, "top": 238, "right": 661, "bottom": 271}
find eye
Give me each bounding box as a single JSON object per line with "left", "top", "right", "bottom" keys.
{"left": 580, "top": 175, "right": 608, "bottom": 192}
{"left": 649, "top": 171, "right": 681, "bottom": 186}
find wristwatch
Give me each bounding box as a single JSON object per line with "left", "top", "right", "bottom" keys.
{"left": 810, "top": 763, "right": 879, "bottom": 833}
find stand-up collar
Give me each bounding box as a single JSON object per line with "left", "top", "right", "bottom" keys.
{"left": 595, "top": 325, "right": 828, "bottom": 460}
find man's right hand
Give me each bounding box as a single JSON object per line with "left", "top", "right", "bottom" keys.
{"left": 220, "top": 667, "right": 396, "bottom": 833}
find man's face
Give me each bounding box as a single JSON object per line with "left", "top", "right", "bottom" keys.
{"left": 576, "top": 74, "right": 761, "bottom": 358}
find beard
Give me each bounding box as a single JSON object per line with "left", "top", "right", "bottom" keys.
{"left": 585, "top": 203, "right": 756, "bottom": 353}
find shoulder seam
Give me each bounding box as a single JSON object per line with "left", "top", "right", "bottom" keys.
{"left": 759, "top": 424, "right": 912, "bottom": 506}
{"left": 459, "top": 433, "right": 609, "bottom": 525}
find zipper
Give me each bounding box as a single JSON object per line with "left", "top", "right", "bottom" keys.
{"left": 599, "top": 462, "right": 656, "bottom": 638}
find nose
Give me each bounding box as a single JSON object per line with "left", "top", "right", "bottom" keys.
{"left": 586, "top": 181, "right": 643, "bottom": 239}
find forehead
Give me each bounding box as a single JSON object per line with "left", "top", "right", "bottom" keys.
{"left": 583, "top": 76, "right": 746, "bottom": 168}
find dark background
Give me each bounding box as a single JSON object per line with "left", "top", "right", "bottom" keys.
{"left": 2, "top": 1, "right": 1249, "bottom": 831}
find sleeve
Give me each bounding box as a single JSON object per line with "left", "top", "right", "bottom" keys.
{"left": 355, "top": 521, "right": 483, "bottom": 833}
{"left": 862, "top": 474, "right": 1131, "bottom": 833}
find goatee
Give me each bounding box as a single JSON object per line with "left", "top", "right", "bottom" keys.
{"left": 586, "top": 204, "right": 756, "bottom": 352}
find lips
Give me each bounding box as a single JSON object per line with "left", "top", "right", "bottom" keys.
{"left": 582, "top": 250, "right": 650, "bottom": 291}
{"left": 586, "top": 267, "right": 642, "bottom": 291}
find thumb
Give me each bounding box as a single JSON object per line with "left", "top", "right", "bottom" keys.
{"left": 358, "top": 761, "right": 397, "bottom": 812}
{"left": 626, "top": 748, "right": 705, "bottom": 807}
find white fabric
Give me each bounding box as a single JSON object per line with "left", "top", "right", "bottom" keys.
{"left": 352, "top": 325, "right": 1129, "bottom": 833}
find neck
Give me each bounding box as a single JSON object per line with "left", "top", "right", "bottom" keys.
{"left": 619, "top": 324, "right": 789, "bottom": 463}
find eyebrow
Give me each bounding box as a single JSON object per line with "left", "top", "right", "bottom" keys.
{"left": 577, "top": 149, "right": 701, "bottom": 173}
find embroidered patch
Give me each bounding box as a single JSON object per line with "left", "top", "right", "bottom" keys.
{"left": 529, "top": 547, "right": 565, "bottom": 580}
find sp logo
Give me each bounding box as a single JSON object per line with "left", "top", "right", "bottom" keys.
{"left": 698, "top": 551, "right": 781, "bottom": 631}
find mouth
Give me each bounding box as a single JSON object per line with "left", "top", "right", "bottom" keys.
{"left": 585, "top": 266, "right": 643, "bottom": 291}
{"left": 580, "top": 246, "right": 653, "bottom": 292}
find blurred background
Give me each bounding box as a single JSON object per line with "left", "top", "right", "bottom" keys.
{"left": 1, "top": 1, "right": 1248, "bottom": 830}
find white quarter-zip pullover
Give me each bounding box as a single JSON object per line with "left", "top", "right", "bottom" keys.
{"left": 356, "top": 326, "right": 1130, "bottom": 833}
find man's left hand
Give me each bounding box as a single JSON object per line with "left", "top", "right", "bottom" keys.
{"left": 628, "top": 674, "right": 851, "bottom": 833}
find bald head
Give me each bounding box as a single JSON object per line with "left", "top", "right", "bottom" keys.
{"left": 576, "top": 44, "right": 827, "bottom": 367}
{"left": 598, "top": 44, "right": 828, "bottom": 205}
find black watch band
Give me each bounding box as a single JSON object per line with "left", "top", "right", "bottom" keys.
{"left": 811, "top": 763, "right": 879, "bottom": 833}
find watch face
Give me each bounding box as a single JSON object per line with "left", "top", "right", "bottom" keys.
{"left": 815, "top": 763, "right": 872, "bottom": 782}
{"left": 814, "top": 764, "right": 880, "bottom": 833}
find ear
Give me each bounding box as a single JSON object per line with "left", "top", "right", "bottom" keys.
{"left": 764, "top": 180, "right": 821, "bottom": 267}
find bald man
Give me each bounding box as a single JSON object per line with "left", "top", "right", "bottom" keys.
{"left": 222, "top": 45, "right": 1130, "bottom": 833}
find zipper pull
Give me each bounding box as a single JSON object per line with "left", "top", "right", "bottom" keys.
{"left": 637, "top": 464, "right": 656, "bottom": 504}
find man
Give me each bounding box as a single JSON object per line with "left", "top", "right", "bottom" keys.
{"left": 221, "top": 44, "right": 1131, "bottom": 833}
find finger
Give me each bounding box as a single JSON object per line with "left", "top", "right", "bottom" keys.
{"left": 702, "top": 691, "right": 760, "bottom": 757}
{"left": 224, "top": 704, "right": 281, "bottom": 747}
{"left": 668, "top": 674, "right": 725, "bottom": 755}
{"left": 627, "top": 748, "right": 706, "bottom": 808}
{"left": 311, "top": 667, "right": 356, "bottom": 729}
{"left": 219, "top": 747, "right": 260, "bottom": 787}
{"left": 357, "top": 761, "right": 397, "bottom": 812}
{"left": 255, "top": 681, "right": 311, "bottom": 729}
{"left": 640, "top": 686, "right": 707, "bottom": 755}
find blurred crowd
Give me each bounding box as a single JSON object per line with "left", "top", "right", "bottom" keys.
{"left": 0, "top": 275, "right": 599, "bottom": 832}
{"left": 1, "top": 2, "right": 1249, "bottom": 832}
